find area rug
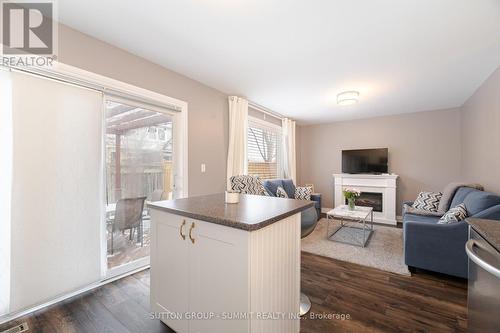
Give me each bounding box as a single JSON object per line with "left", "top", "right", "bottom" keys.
{"left": 301, "top": 218, "right": 410, "bottom": 276}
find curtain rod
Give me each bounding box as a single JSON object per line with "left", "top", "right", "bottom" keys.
{"left": 248, "top": 101, "right": 285, "bottom": 120}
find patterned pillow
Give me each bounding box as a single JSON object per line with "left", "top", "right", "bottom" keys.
{"left": 438, "top": 203, "right": 468, "bottom": 224}
{"left": 295, "top": 186, "right": 312, "bottom": 200}
{"left": 276, "top": 186, "right": 289, "bottom": 198}
{"left": 230, "top": 175, "right": 265, "bottom": 195}
{"left": 412, "top": 191, "right": 442, "bottom": 212}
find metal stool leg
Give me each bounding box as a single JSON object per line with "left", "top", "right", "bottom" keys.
{"left": 300, "top": 292, "right": 311, "bottom": 316}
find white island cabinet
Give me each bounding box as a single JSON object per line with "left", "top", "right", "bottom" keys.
{"left": 148, "top": 193, "right": 313, "bottom": 333}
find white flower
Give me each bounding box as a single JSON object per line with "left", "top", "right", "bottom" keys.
{"left": 343, "top": 187, "right": 361, "bottom": 197}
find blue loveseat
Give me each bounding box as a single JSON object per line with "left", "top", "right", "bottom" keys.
{"left": 403, "top": 187, "right": 500, "bottom": 278}
{"left": 262, "top": 179, "right": 320, "bottom": 237}
{"left": 262, "top": 179, "right": 321, "bottom": 219}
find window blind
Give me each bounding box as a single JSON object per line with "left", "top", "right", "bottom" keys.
{"left": 6, "top": 71, "right": 103, "bottom": 314}
{"left": 247, "top": 117, "right": 283, "bottom": 180}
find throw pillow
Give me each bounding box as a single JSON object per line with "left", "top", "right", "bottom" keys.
{"left": 282, "top": 179, "right": 297, "bottom": 198}
{"left": 276, "top": 186, "right": 289, "bottom": 198}
{"left": 403, "top": 204, "right": 443, "bottom": 217}
{"left": 295, "top": 186, "right": 312, "bottom": 200}
{"left": 438, "top": 203, "right": 468, "bottom": 224}
{"left": 230, "top": 175, "right": 265, "bottom": 195}
{"left": 412, "top": 191, "right": 442, "bottom": 212}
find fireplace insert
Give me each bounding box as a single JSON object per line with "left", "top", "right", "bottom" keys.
{"left": 346, "top": 192, "right": 383, "bottom": 212}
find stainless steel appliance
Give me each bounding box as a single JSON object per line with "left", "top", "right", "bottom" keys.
{"left": 466, "top": 227, "right": 500, "bottom": 333}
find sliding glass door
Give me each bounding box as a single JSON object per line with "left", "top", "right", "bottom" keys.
{"left": 104, "top": 98, "right": 175, "bottom": 275}
{"left": 0, "top": 65, "right": 187, "bottom": 318}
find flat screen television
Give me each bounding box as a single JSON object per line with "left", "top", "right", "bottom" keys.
{"left": 342, "top": 148, "right": 388, "bottom": 174}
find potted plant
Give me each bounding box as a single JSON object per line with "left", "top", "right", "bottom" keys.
{"left": 343, "top": 188, "right": 361, "bottom": 210}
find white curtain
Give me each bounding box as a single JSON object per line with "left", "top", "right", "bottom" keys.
{"left": 226, "top": 96, "right": 248, "bottom": 190}
{"left": 282, "top": 118, "right": 297, "bottom": 184}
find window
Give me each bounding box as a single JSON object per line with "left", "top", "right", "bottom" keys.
{"left": 105, "top": 100, "right": 174, "bottom": 270}
{"left": 247, "top": 117, "right": 282, "bottom": 179}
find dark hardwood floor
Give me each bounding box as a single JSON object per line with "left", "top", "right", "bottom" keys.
{"left": 0, "top": 270, "right": 173, "bottom": 333}
{"left": 300, "top": 252, "right": 467, "bottom": 333}
{"left": 0, "top": 253, "right": 467, "bottom": 333}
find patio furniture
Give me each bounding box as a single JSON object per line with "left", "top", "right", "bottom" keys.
{"left": 150, "top": 189, "right": 166, "bottom": 202}
{"left": 108, "top": 197, "right": 147, "bottom": 254}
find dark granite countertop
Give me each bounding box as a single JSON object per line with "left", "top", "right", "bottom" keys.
{"left": 466, "top": 218, "right": 500, "bottom": 252}
{"left": 147, "top": 193, "right": 314, "bottom": 231}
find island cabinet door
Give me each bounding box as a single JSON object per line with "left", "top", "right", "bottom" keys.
{"left": 187, "top": 219, "right": 251, "bottom": 333}
{"left": 150, "top": 211, "right": 190, "bottom": 333}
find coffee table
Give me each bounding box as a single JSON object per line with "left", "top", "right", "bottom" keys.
{"left": 326, "top": 205, "right": 374, "bottom": 247}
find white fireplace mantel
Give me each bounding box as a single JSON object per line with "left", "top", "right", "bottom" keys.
{"left": 333, "top": 173, "right": 399, "bottom": 225}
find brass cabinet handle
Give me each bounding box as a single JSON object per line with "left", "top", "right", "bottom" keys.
{"left": 179, "top": 220, "right": 186, "bottom": 240}
{"left": 189, "top": 222, "right": 195, "bottom": 244}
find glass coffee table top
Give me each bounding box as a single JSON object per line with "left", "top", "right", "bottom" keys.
{"left": 326, "top": 205, "right": 374, "bottom": 247}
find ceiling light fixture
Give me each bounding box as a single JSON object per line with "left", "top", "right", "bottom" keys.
{"left": 337, "top": 91, "right": 359, "bottom": 106}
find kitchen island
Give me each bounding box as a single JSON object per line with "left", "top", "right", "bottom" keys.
{"left": 148, "top": 193, "right": 313, "bottom": 333}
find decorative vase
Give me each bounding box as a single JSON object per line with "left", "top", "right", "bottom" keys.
{"left": 225, "top": 190, "right": 240, "bottom": 204}
{"left": 347, "top": 197, "right": 356, "bottom": 210}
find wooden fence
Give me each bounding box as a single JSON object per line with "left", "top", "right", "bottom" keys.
{"left": 248, "top": 162, "right": 278, "bottom": 180}
{"left": 106, "top": 161, "right": 173, "bottom": 203}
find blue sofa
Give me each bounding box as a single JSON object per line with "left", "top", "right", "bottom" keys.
{"left": 403, "top": 187, "right": 500, "bottom": 278}
{"left": 262, "top": 179, "right": 321, "bottom": 219}
{"left": 263, "top": 179, "right": 320, "bottom": 237}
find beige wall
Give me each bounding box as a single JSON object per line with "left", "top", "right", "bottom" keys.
{"left": 297, "top": 108, "right": 462, "bottom": 214}
{"left": 57, "top": 25, "right": 499, "bottom": 205}
{"left": 58, "top": 25, "right": 229, "bottom": 196}
{"left": 461, "top": 66, "right": 500, "bottom": 194}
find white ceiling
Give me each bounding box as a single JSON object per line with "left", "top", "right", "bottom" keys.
{"left": 58, "top": 0, "right": 500, "bottom": 124}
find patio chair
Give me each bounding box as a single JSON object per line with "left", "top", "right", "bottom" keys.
{"left": 150, "top": 189, "right": 166, "bottom": 202}
{"left": 109, "top": 197, "right": 147, "bottom": 254}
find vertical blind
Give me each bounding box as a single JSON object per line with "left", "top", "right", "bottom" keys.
{"left": 247, "top": 117, "right": 283, "bottom": 180}
{"left": 0, "top": 70, "right": 12, "bottom": 315}
{"left": 5, "top": 71, "right": 103, "bottom": 314}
